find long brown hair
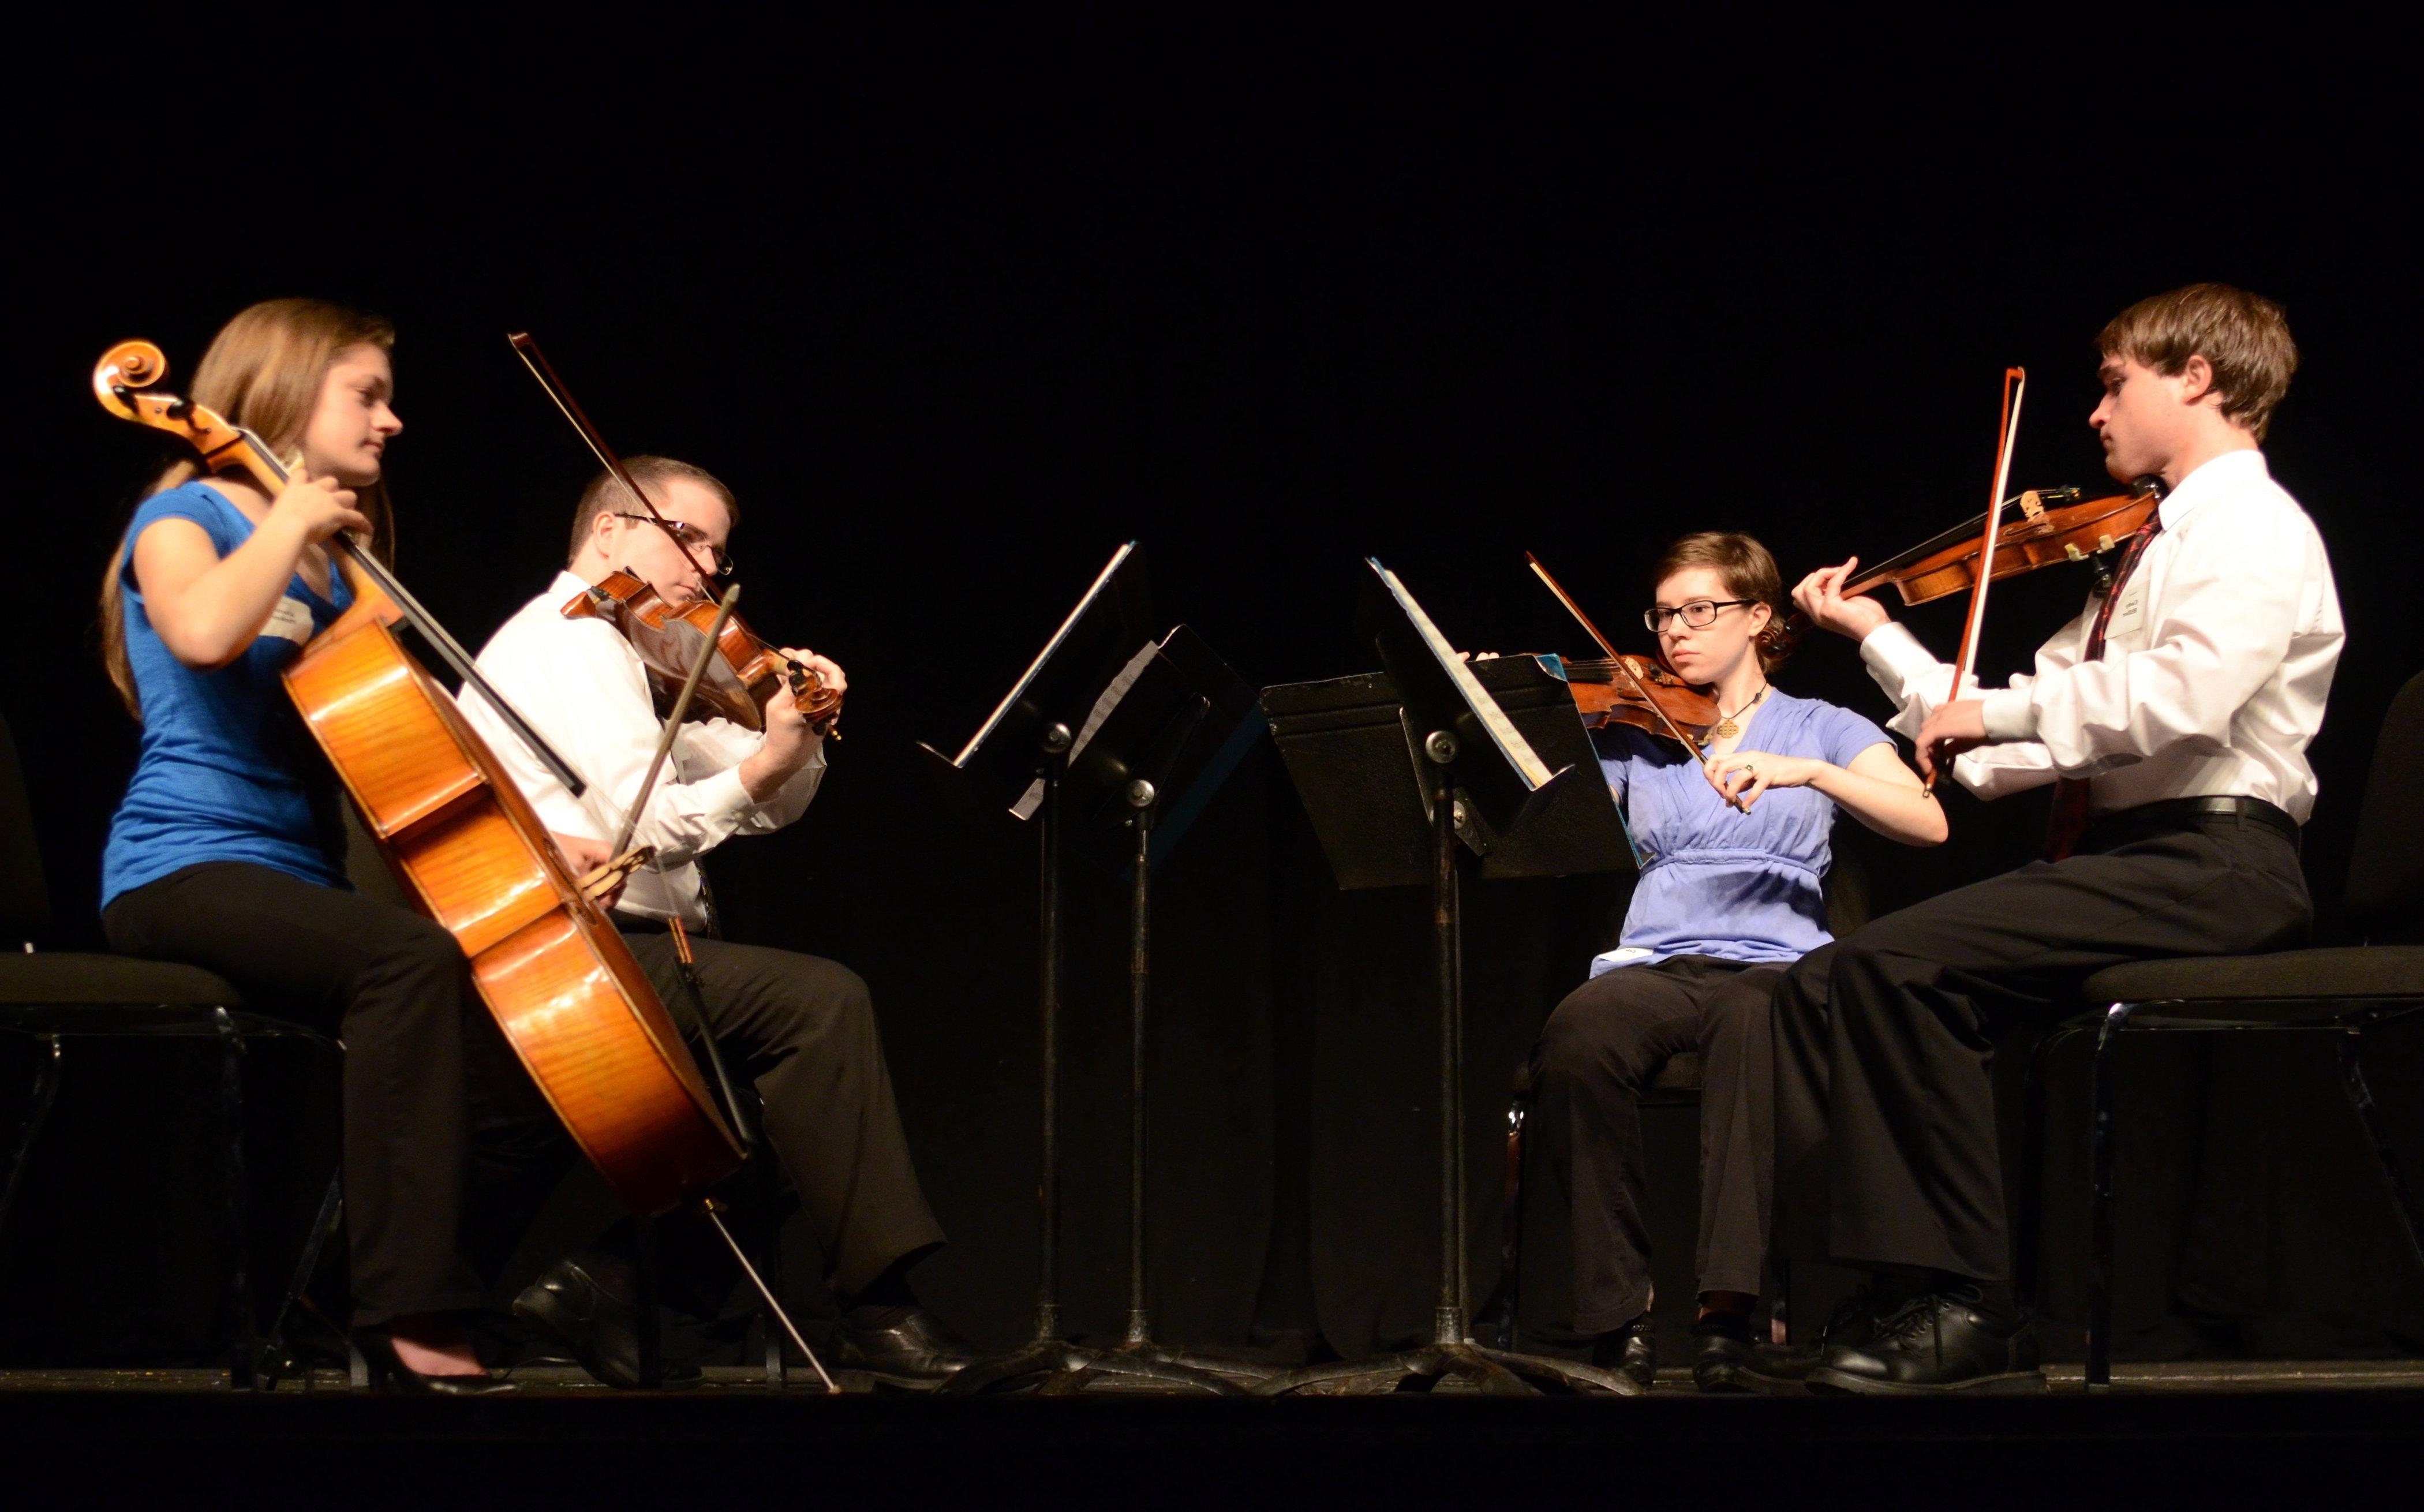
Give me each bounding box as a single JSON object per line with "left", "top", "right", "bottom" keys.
{"left": 98, "top": 299, "right": 398, "bottom": 717}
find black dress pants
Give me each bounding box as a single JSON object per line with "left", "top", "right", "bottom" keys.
{"left": 1772, "top": 809, "right": 2311, "bottom": 1283}
{"left": 1528, "top": 955, "right": 1786, "bottom": 1334}
{"left": 618, "top": 925, "right": 945, "bottom": 1301}
{"left": 102, "top": 861, "right": 541, "bottom": 1328}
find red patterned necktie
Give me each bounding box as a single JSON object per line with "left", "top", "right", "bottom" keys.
{"left": 2043, "top": 514, "right": 2164, "bottom": 861}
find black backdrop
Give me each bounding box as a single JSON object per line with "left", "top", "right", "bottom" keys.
{"left": 5, "top": 19, "right": 2419, "bottom": 1364}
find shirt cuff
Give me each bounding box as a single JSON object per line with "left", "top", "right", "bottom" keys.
{"left": 1980, "top": 687, "right": 2037, "bottom": 743}
{"left": 692, "top": 764, "right": 758, "bottom": 824}
{"left": 1858, "top": 621, "right": 1938, "bottom": 690}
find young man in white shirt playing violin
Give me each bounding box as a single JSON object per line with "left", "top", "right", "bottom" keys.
{"left": 462, "top": 458, "right": 970, "bottom": 1389}
{"left": 1776, "top": 284, "right": 2344, "bottom": 1393}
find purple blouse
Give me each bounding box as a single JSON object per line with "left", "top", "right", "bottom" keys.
{"left": 1591, "top": 688, "right": 1891, "bottom": 975}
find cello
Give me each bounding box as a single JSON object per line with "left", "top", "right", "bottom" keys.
{"left": 92, "top": 340, "right": 743, "bottom": 1217}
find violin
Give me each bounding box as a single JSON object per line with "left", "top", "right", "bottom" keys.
{"left": 565, "top": 568, "right": 841, "bottom": 735}
{"left": 1760, "top": 477, "right": 2165, "bottom": 661}
{"left": 1556, "top": 653, "right": 1721, "bottom": 747}
{"left": 1524, "top": 553, "right": 1728, "bottom": 748}
{"left": 506, "top": 332, "right": 841, "bottom": 736}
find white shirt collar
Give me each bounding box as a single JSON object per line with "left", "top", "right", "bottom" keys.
{"left": 2158, "top": 447, "right": 2268, "bottom": 530}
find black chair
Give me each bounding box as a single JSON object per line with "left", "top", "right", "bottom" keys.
{"left": 2021, "top": 671, "right": 2424, "bottom": 1390}
{"left": 0, "top": 713, "right": 343, "bottom": 1388}
{"left": 1490, "top": 1054, "right": 1703, "bottom": 1350}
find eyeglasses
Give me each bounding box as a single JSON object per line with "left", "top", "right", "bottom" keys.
{"left": 613, "top": 512, "right": 734, "bottom": 579}
{"left": 1643, "top": 598, "right": 1759, "bottom": 633}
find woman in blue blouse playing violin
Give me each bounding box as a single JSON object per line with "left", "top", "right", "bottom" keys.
{"left": 1524, "top": 531, "right": 1945, "bottom": 1392}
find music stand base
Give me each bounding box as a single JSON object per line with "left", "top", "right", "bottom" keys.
{"left": 1251, "top": 1341, "right": 1639, "bottom": 1397}
{"left": 938, "top": 1335, "right": 1248, "bottom": 1396}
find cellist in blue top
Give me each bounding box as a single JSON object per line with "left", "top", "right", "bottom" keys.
{"left": 1521, "top": 531, "right": 1946, "bottom": 1391}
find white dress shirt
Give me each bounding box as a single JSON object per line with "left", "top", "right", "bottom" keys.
{"left": 1858, "top": 449, "right": 2344, "bottom": 821}
{"left": 461, "top": 571, "right": 826, "bottom": 925}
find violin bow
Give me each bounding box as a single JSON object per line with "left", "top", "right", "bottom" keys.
{"left": 507, "top": 333, "right": 727, "bottom": 591}
{"left": 1932, "top": 366, "right": 2028, "bottom": 786}
{"left": 1527, "top": 552, "right": 1709, "bottom": 755}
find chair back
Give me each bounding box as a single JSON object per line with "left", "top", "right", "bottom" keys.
{"left": 0, "top": 712, "right": 52, "bottom": 946}
{"left": 2344, "top": 671, "right": 2424, "bottom": 944}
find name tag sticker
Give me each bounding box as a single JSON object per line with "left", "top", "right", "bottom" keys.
{"left": 2106, "top": 581, "right": 2148, "bottom": 641}
{"left": 260, "top": 596, "right": 317, "bottom": 646}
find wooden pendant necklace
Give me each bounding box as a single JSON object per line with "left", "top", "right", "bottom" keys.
{"left": 1713, "top": 683, "right": 1768, "bottom": 741}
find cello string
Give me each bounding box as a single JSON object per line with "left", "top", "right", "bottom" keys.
{"left": 219, "top": 418, "right": 594, "bottom": 800}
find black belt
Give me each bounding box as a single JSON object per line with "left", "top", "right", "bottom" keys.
{"left": 2083, "top": 795, "right": 2299, "bottom": 850}
{"left": 608, "top": 911, "right": 720, "bottom": 940}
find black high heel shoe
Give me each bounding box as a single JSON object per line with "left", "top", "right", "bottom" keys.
{"left": 354, "top": 1328, "right": 517, "bottom": 1396}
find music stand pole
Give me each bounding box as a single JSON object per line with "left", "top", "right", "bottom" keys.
{"left": 1034, "top": 723, "right": 1072, "bottom": 1345}
{"left": 944, "top": 682, "right": 1252, "bottom": 1394}
{"left": 1254, "top": 564, "right": 1637, "bottom": 1397}
{"left": 1428, "top": 735, "right": 1467, "bottom": 1349}
{"left": 1125, "top": 781, "right": 1155, "bottom": 1346}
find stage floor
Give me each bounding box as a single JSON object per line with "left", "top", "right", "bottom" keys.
{"left": 6, "top": 1357, "right": 2424, "bottom": 1394}
{"left": 5, "top": 1360, "right": 2421, "bottom": 1503}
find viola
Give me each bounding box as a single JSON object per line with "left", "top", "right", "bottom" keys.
{"left": 506, "top": 332, "right": 841, "bottom": 736}
{"left": 1760, "top": 478, "right": 2164, "bottom": 662}
{"left": 93, "top": 339, "right": 743, "bottom": 1215}
{"left": 565, "top": 568, "right": 842, "bottom": 735}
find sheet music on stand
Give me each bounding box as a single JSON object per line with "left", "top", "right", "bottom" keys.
{"left": 1263, "top": 559, "right": 1634, "bottom": 889}
{"left": 929, "top": 541, "right": 1152, "bottom": 817}
{"left": 918, "top": 543, "right": 1266, "bottom": 1395}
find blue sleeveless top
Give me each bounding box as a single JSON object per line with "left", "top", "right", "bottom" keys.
{"left": 1592, "top": 688, "right": 1891, "bottom": 972}
{"left": 100, "top": 482, "right": 355, "bottom": 908}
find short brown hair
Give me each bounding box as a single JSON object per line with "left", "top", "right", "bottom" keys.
{"left": 1654, "top": 531, "right": 1786, "bottom": 671}
{"left": 2097, "top": 283, "right": 2298, "bottom": 441}
{"left": 567, "top": 455, "right": 739, "bottom": 566}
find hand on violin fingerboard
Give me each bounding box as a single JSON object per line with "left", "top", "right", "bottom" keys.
{"left": 1793, "top": 559, "right": 1890, "bottom": 642}
{"left": 782, "top": 648, "right": 846, "bottom": 702}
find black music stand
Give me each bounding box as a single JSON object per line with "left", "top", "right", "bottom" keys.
{"left": 1253, "top": 560, "right": 1639, "bottom": 1395}
{"left": 923, "top": 548, "right": 1263, "bottom": 1394}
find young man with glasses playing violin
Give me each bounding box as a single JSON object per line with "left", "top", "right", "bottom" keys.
{"left": 458, "top": 456, "right": 972, "bottom": 1389}
{"left": 1774, "top": 284, "right": 2343, "bottom": 1393}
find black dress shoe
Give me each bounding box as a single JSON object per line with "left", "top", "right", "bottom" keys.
{"left": 1589, "top": 1315, "right": 1657, "bottom": 1390}
{"left": 513, "top": 1252, "right": 699, "bottom": 1390}
{"left": 1805, "top": 1293, "right": 2043, "bottom": 1395}
{"left": 1760, "top": 1269, "right": 1937, "bottom": 1381}
{"left": 354, "top": 1329, "right": 516, "bottom": 1396}
{"left": 834, "top": 1305, "right": 977, "bottom": 1388}
{"left": 1690, "top": 1316, "right": 1805, "bottom": 1394}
